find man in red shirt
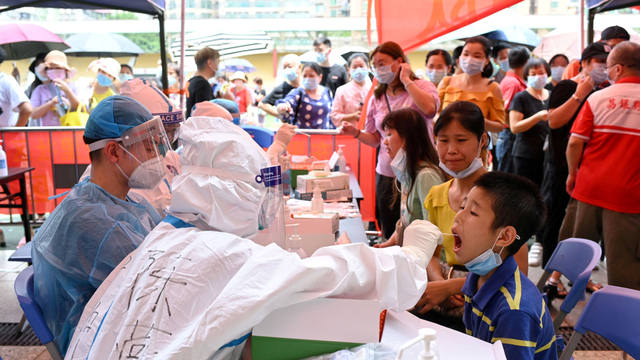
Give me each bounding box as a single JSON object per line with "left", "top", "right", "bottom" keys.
{"left": 496, "top": 46, "right": 529, "bottom": 173}
{"left": 567, "top": 41, "right": 640, "bottom": 290}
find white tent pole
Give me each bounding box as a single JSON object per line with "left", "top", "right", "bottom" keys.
{"left": 580, "top": 0, "right": 585, "bottom": 53}
{"left": 180, "top": 0, "right": 186, "bottom": 110}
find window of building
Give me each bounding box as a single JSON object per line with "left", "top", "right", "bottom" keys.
{"left": 202, "top": 12, "right": 213, "bottom": 18}
{"left": 284, "top": 11, "right": 311, "bottom": 18}
{"left": 316, "top": 4, "right": 325, "bottom": 13}
{"left": 201, "top": 0, "right": 213, "bottom": 9}
{"left": 186, "top": 11, "right": 196, "bottom": 18}
{"left": 551, "top": 1, "right": 559, "bottom": 10}
{"left": 226, "top": 0, "right": 251, "bottom": 7}
{"left": 186, "top": 0, "right": 196, "bottom": 7}
{"left": 330, "top": 9, "right": 337, "bottom": 16}
{"left": 168, "top": 0, "right": 176, "bottom": 10}
{"left": 256, "top": 0, "right": 280, "bottom": 6}
{"left": 256, "top": 11, "right": 279, "bottom": 17}
{"left": 226, "top": 11, "right": 250, "bottom": 17}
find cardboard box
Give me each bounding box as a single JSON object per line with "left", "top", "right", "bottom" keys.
{"left": 293, "top": 188, "right": 353, "bottom": 202}
{"left": 296, "top": 172, "right": 350, "bottom": 193}
{"left": 252, "top": 298, "right": 380, "bottom": 360}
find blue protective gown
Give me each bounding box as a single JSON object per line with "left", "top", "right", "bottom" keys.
{"left": 31, "top": 179, "right": 162, "bottom": 355}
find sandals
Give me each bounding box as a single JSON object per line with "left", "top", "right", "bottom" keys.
{"left": 543, "top": 281, "right": 568, "bottom": 304}
{"left": 586, "top": 279, "right": 603, "bottom": 293}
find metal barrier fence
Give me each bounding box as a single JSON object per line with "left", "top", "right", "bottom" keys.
{"left": 0, "top": 127, "right": 377, "bottom": 225}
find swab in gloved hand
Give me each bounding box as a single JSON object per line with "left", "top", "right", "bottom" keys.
{"left": 401, "top": 220, "right": 443, "bottom": 265}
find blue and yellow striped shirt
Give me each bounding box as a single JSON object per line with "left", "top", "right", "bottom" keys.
{"left": 461, "top": 256, "right": 557, "bottom": 360}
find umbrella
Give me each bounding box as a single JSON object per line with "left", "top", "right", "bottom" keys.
{"left": 334, "top": 45, "right": 371, "bottom": 62}
{"left": 533, "top": 25, "right": 640, "bottom": 61}
{"left": 432, "top": 9, "right": 536, "bottom": 45}
{"left": 221, "top": 58, "right": 257, "bottom": 73}
{"left": 0, "top": 23, "right": 69, "bottom": 60}
{"left": 299, "top": 50, "right": 347, "bottom": 66}
{"left": 64, "top": 33, "right": 144, "bottom": 57}
{"left": 484, "top": 26, "right": 541, "bottom": 50}
{"left": 171, "top": 31, "right": 274, "bottom": 61}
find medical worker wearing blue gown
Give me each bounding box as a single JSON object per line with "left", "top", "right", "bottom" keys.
{"left": 31, "top": 96, "right": 177, "bottom": 355}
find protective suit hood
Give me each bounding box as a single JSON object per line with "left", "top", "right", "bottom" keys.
{"left": 169, "top": 116, "right": 270, "bottom": 238}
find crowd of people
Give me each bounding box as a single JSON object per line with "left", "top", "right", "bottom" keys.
{"left": 0, "top": 24, "right": 636, "bottom": 360}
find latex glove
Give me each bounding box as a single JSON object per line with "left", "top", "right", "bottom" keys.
{"left": 401, "top": 220, "right": 443, "bottom": 265}
{"left": 266, "top": 124, "right": 297, "bottom": 165}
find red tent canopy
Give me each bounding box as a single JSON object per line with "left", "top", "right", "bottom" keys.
{"left": 368, "top": 0, "right": 523, "bottom": 52}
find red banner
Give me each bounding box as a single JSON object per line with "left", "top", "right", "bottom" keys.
{"left": 370, "top": 0, "right": 523, "bottom": 52}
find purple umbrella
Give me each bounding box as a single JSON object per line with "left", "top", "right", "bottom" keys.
{"left": 0, "top": 23, "right": 69, "bottom": 60}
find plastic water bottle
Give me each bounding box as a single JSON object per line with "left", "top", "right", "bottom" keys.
{"left": 0, "top": 140, "right": 8, "bottom": 177}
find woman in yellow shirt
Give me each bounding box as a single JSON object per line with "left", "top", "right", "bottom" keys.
{"left": 438, "top": 36, "right": 505, "bottom": 132}
{"left": 88, "top": 58, "right": 120, "bottom": 111}
{"left": 414, "top": 101, "right": 528, "bottom": 330}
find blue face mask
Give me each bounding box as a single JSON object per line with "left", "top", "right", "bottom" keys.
{"left": 97, "top": 73, "right": 113, "bottom": 87}
{"left": 499, "top": 59, "right": 510, "bottom": 73}
{"left": 118, "top": 73, "right": 134, "bottom": 83}
{"left": 283, "top": 68, "right": 298, "bottom": 82}
{"left": 350, "top": 67, "right": 368, "bottom": 83}
{"left": 302, "top": 77, "right": 318, "bottom": 90}
{"left": 168, "top": 75, "right": 177, "bottom": 86}
{"left": 589, "top": 63, "right": 608, "bottom": 84}
{"left": 390, "top": 146, "right": 408, "bottom": 186}
{"left": 36, "top": 71, "right": 48, "bottom": 82}
{"left": 527, "top": 75, "right": 547, "bottom": 90}
{"left": 316, "top": 51, "right": 327, "bottom": 64}
{"left": 464, "top": 228, "right": 518, "bottom": 276}
{"left": 374, "top": 64, "right": 397, "bottom": 84}
{"left": 551, "top": 66, "right": 565, "bottom": 82}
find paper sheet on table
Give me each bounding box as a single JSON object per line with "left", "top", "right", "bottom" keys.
{"left": 287, "top": 199, "right": 361, "bottom": 219}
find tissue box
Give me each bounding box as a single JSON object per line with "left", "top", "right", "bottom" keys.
{"left": 296, "top": 172, "right": 350, "bottom": 193}
{"left": 252, "top": 298, "right": 380, "bottom": 360}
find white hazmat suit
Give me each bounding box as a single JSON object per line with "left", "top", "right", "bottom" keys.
{"left": 66, "top": 116, "right": 442, "bottom": 360}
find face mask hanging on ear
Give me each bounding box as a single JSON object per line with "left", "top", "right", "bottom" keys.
{"left": 439, "top": 142, "right": 484, "bottom": 179}
{"left": 465, "top": 228, "right": 520, "bottom": 276}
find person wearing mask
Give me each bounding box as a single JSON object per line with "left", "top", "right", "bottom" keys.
{"left": 80, "top": 78, "right": 185, "bottom": 216}
{"left": 30, "top": 50, "right": 81, "bottom": 126}
{"left": 564, "top": 41, "right": 640, "bottom": 291}
{"left": 115, "top": 64, "right": 134, "bottom": 93}
{"left": 229, "top": 71, "right": 252, "bottom": 115}
{"left": 330, "top": 53, "right": 371, "bottom": 127}
{"left": 25, "top": 52, "right": 47, "bottom": 98}
{"left": 253, "top": 76, "right": 266, "bottom": 104}
{"left": 67, "top": 115, "right": 443, "bottom": 360}
{"left": 313, "top": 36, "right": 348, "bottom": 95}
{"left": 0, "top": 48, "right": 32, "bottom": 127}
{"left": 509, "top": 58, "right": 551, "bottom": 188}
{"left": 276, "top": 62, "right": 333, "bottom": 129}
{"left": 438, "top": 37, "right": 505, "bottom": 134}
{"left": 491, "top": 43, "right": 511, "bottom": 84}
{"left": 497, "top": 46, "right": 530, "bottom": 173}
{"left": 186, "top": 47, "right": 219, "bottom": 118}
{"left": 449, "top": 46, "right": 464, "bottom": 76}
{"left": 32, "top": 96, "right": 175, "bottom": 355}
{"left": 546, "top": 54, "right": 569, "bottom": 92}
{"left": 562, "top": 25, "right": 629, "bottom": 80}
{"left": 539, "top": 42, "right": 610, "bottom": 299}
{"left": 88, "top": 58, "right": 120, "bottom": 111}
{"left": 374, "top": 109, "right": 446, "bottom": 249}
{"left": 340, "top": 41, "right": 439, "bottom": 241}
{"left": 425, "top": 49, "right": 452, "bottom": 87}
{"left": 259, "top": 54, "right": 302, "bottom": 117}
{"left": 416, "top": 101, "right": 529, "bottom": 331}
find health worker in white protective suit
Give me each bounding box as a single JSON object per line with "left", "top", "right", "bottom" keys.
{"left": 80, "top": 78, "right": 184, "bottom": 216}
{"left": 191, "top": 99, "right": 297, "bottom": 166}
{"left": 65, "top": 116, "right": 443, "bottom": 360}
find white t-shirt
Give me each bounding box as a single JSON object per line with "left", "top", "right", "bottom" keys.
{"left": 0, "top": 73, "right": 30, "bottom": 127}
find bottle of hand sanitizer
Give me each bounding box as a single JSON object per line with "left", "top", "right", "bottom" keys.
{"left": 0, "top": 140, "right": 8, "bottom": 177}
{"left": 336, "top": 144, "right": 347, "bottom": 173}
{"left": 286, "top": 224, "right": 308, "bottom": 258}
{"left": 311, "top": 184, "right": 324, "bottom": 213}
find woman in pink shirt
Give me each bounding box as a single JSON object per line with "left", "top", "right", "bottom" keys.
{"left": 330, "top": 53, "right": 372, "bottom": 127}
{"left": 340, "top": 41, "right": 440, "bottom": 240}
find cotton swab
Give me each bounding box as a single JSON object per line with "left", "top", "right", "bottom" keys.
{"left": 441, "top": 233, "right": 460, "bottom": 237}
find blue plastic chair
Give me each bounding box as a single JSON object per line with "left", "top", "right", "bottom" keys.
{"left": 242, "top": 125, "right": 275, "bottom": 149}
{"left": 14, "top": 266, "right": 63, "bottom": 360}
{"left": 8, "top": 241, "right": 32, "bottom": 263}
{"left": 536, "top": 238, "right": 601, "bottom": 332}
{"left": 559, "top": 286, "right": 640, "bottom": 360}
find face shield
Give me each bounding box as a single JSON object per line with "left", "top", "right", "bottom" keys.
{"left": 89, "top": 117, "right": 180, "bottom": 190}
{"left": 256, "top": 165, "right": 285, "bottom": 247}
